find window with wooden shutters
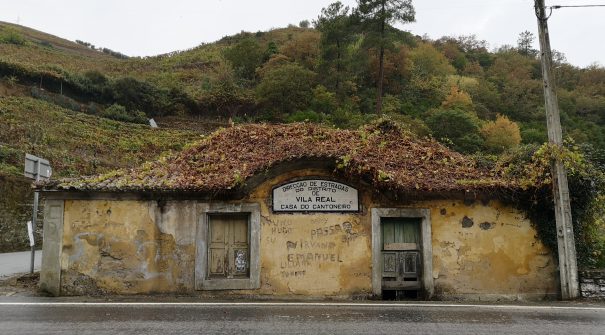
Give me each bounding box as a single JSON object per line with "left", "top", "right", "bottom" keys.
{"left": 208, "top": 214, "right": 249, "bottom": 279}
{"left": 195, "top": 203, "right": 260, "bottom": 291}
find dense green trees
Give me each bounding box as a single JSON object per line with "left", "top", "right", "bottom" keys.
{"left": 200, "top": 63, "right": 254, "bottom": 118}
{"left": 229, "top": 1, "right": 601, "bottom": 158}
{"left": 3, "top": 2, "right": 604, "bottom": 157}
{"left": 280, "top": 31, "right": 320, "bottom": 70}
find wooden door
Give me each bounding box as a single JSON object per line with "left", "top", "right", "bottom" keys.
{"left": 381, "top": 217, "right": 421, "bottom": 290}
{"left": 208, "top": 214, "right": 249, "bottom": 279}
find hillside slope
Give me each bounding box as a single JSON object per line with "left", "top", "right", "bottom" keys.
{"left": 0, "top": 21, "right": 313, "bottom": 99}
{"left": 0, "top": 96, "right": 201, "bottom": 178}
{"left": 0, "top": 21, "right": 123, "bottom": 75}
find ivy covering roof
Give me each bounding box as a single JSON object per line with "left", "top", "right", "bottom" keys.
{"left": 41, "top": 122, "right": 513, "bottom": 195}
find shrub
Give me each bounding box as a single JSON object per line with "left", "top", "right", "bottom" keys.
{"left": 441, "top": 85, "right": 474, "bottom": 111}
{"left": 223, "top": 38, "right": 264, "bottom": 80}
{"left": 38, "top": 40, "right": 53, "bottom": 48}
{"left": 0, "top": 28, "right": 27, "bottom": 46}
{"left": 521, "top": 127, "right": 547, "bottom": 144}
{"left": 299, "top": 20, "right": 310, "bottom": 28}
{"left": 329, "top": 106, "right": 373, "bottom": 129}
{"left": 100, "top": 104, "right": 148, "bottom": 124}
{"left": 286, "top": 110, "right": 324, "bottom": 123}
{"left": 481, "top": 114, "right": 522, "bottom": 153}
{"left": 111, "top": 77, "right": 169, "bottom": 117}
{"left": 310, "top": 85, "right": 337, "bottom": 115}
{"left": 0, "top": 144, "right": 20, "bottom": 166}
{"left": 382, "top": 113, "right": 431, "bottom": 137}
{"left": 3, "top": 75, "right": 18, "bottom": 87}
{"left": 426, "top": 108, "right": 483, "bottom": 153}
{"left": 255, "top": 63, "right": 316, "bottom": 119}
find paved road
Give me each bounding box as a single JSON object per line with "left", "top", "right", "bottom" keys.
{"left": 0, "top": 250, "right": 42, "bottom": 278}
{"left": 0, "top": 302, "right": 603, "bottom": 335}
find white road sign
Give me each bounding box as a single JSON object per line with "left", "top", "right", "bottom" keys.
{"left": 272, "top": 179, "right": 359, "bottom": 212}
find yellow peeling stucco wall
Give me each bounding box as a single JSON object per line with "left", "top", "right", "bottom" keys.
{"left": 56, "top": 169, "right": 558, "bottom": 299}
{"left": 423, "top": 200, "right": 558, "bottom": 299}
{"left": 248, "top": 169, "right": 373, "bottom": 297}
{"left": 61, "top": 199, "right": 197, "bottom": 295}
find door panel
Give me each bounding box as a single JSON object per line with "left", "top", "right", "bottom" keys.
{"left": 210, "top": 219, "right": 226, "bottom": 243}
{"left": 209, "top": 248, "right": 226, "bottom": 276}
{"left": 232, "top": 219, "right": 248, "bottom": 244}
{"left": 403, "top": 252, "right": 418, "bottom": 275}
{"left": 382, "top": 252, "right": 397, "bottom": 277}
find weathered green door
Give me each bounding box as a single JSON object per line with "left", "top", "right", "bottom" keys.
{"left": 381, "top": 217, "right": 421, "bottom": 291}
{"left": 208, "top": 214, "right": 250, "bottom": 279}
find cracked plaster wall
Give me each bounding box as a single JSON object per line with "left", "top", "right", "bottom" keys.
{"left": 60, "top": 199, "right": 197, "bottom": 295}
{"left": 427, "top": 200, "right": 558, "bottom": 300}
{"left": 56, "top": 170, "right": 557, "bottom": 299}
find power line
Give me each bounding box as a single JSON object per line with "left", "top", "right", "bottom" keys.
{"left": 550, "top": 4, "right": 605, "bottom": 9}
{"left": 539, "top": 3, "right": 605, "bottom": 19}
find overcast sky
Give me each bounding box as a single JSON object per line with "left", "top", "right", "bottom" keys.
{"left": 0, "top": 0, "right": 602, "bottom": 68}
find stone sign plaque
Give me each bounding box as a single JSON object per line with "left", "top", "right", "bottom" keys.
{"left": 272, "top": 179, "right": 359, "bottom": 212}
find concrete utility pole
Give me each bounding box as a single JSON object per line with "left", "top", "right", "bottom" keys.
{"left": 534, "top": 0, "right": 579, "bottom": 300}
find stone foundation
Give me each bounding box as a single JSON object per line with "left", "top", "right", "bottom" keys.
{"left": 580, "top": 269, "right": 605, "bottom": 299}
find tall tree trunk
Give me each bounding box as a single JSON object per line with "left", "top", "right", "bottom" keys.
{"left": 336, "top": 39, "right": 341, "bottom": 92}
{"left": 375, "top": 2, "right": 386, "bottom": 116}
{"left": 376, "top": 45, "right": 384, "bottom": 115}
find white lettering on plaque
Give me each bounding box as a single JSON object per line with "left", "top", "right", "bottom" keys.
{"left": 272, "top": 179, "right": 359, "bottom": 212}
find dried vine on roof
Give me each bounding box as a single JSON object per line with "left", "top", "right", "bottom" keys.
{"left": 45, "top": 122, "right": 512, "bottom": 194}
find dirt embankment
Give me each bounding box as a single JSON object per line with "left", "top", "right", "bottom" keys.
{"left": 0, "top": 174, "right": 40, "bottom": 253}
{"left": 0, "top": 81, "right": 28, "bottom": 97}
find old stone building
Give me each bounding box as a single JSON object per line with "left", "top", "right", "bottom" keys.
{"left": 38, "top": 122, "right": 558, "bottom": 300}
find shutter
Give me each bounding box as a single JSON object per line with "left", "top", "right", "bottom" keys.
{"left": 208, "top": 214, "right": 249, "bottom": 279}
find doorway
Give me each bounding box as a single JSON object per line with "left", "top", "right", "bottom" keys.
{"left": 371, "top": 208, "right": 433, "bottom": 300}
{"left": 381, "top": 217, "right": 421, "bottom": 299}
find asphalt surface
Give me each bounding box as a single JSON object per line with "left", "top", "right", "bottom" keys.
{"left": 0, "top": 250, "right": 42, "bottom": 278}
{"left": 0, "top": 302, "right": 604, "bottom": 335}
{"left": 1, "top": 252, "right": 604, "bottom": 334}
